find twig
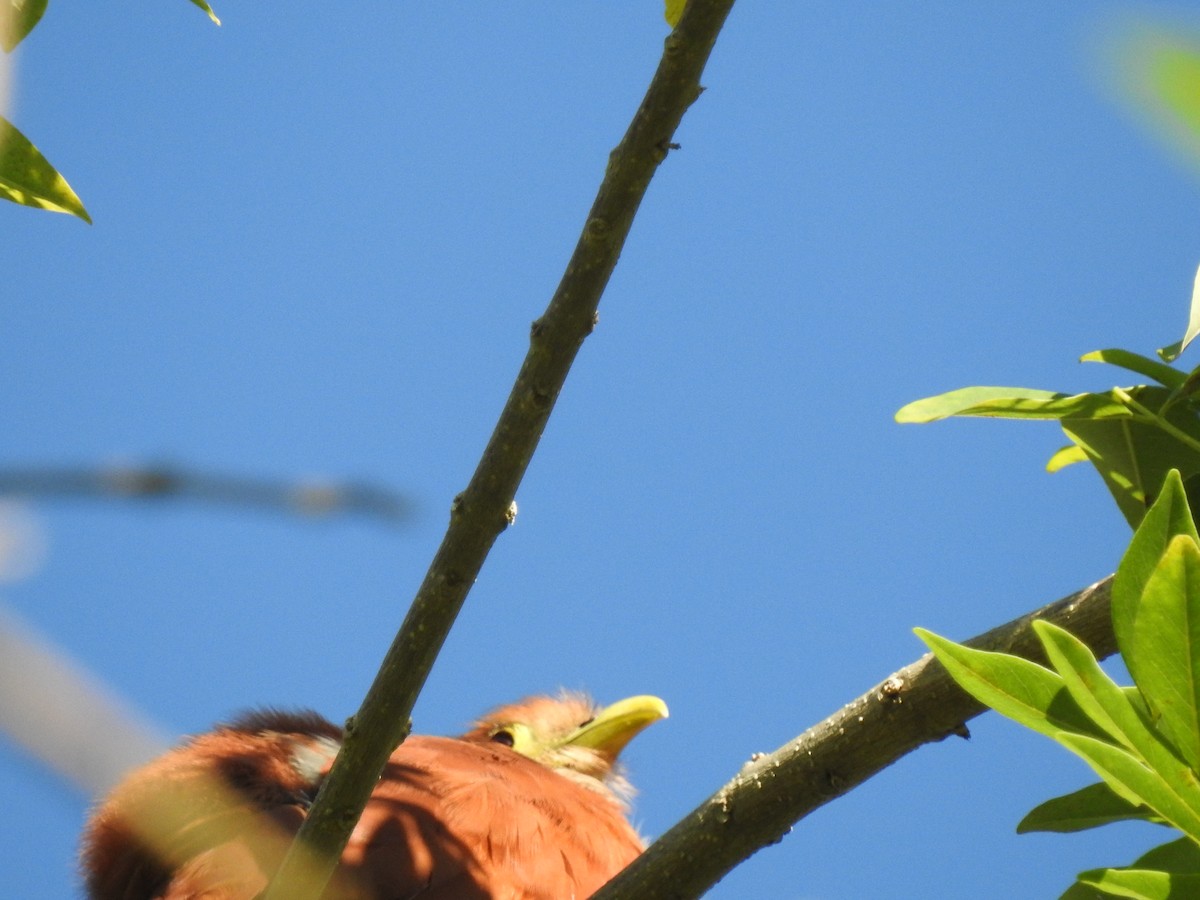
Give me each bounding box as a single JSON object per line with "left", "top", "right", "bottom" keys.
{"left": 0, "top": 464, "right": 412, "bottom": 523}
{"left": 263, "top": 3, "right": 739, "bottom": 898}
{"left": 593, "top": 576, "right": 1115, "bottom": 899}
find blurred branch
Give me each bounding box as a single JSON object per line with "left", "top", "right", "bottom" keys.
{"left": 0, "top": 464, "right": 412, "bottom": 524}
{"left": 595, "top": 575, "right": 1115, "bottom": 899}
{"left": 0, "top": 612, "right": 369, "bottom": 898}
{"left": 265, "top": 3, "right": 738, "bottom": 898}
{"left": 0, "top": 608, "right": 168, "bottom": 796}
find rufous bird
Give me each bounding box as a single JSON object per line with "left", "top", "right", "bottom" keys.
{"left": 81, "top": 692, "right": 668, "bottom": 899}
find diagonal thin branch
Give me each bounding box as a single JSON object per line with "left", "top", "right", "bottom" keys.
{"left": 0, "top": 464, "right": 413, "bottom": 524}
{"left": 263, "top": 4, "right": 739, "bottom": 898}
{"left": 594, "top": 575, "right": 1116, "bottom": 899}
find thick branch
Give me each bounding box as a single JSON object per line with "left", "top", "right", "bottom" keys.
{"left": 264, "top": 4, "right": 738, "bottom": 898}
{"left": 594, "top": 575, "right": 1115, "bottom": 899}
{"left": 0, "top": 464, "right": 412, "bottom": 524}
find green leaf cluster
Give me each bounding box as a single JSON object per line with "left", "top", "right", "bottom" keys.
{"left": 917, "top": 471, "right": 1200, "bottom": 898}
{"left": 0, "top": 0, "right": 218, "bottom": 223}
{"left": 897, "top": 268, "right": 1200, "bottom": 528}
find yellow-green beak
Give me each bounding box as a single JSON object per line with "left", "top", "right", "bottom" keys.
{"left": 560, "top": 695, "right": 669, "bottom": 760}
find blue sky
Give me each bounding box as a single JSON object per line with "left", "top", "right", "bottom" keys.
{"left": 3, "top": 3, "right": 1200, "bottom": 898}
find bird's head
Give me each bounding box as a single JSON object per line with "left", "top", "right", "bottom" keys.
{"left": 460, "top": 691, "right": 668, "bottom": 803}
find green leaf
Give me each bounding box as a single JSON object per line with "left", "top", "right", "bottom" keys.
{"left": 1114, "top": 471, "right": 1200, "bottom": 672}
{"left": 1160, "top": 265, "right": 1200, "bottom": 363}
{"left": 1032, "top": 621, "right": 1140, "bottom": 748}
{"left": 1134, "top": 837, "right": 1200, "bottom": 873}
{"left": 1031, "top": 619, "right": 1200, "bottom": 826}
{"left": 1164, "top": 365, "right": 1200, "bottom": 409}
{"left": 664, "top": 0, "right": 686, "bottom": 27}
{"left": 914, "top": 629, "right": 1101, "bottom": 739}
{"left": 1077, "top": 867, "right": 1200, "bottom": 899}
{"left": 1062, "top": 389, "right": 1200, "bottom": 528}
{"left": 896, "top": 387, "right": 1131, "bottom": 423}
{"left": 1061, "top": 840, "right": 1200, "bottom": 899}
{"left": 1082, "top": 349, "right": 1187, "bottom": 390}
{"left": 189, "top": 0, "right": 221, "bottom": 25}
{"left": 0, "top": 117, "right": 90, "bottom": 223}
{"left": 2, "top": 0, "right": 48, "bottom": 51}
{"left": 1049, "top": 443, "right": 1090, "bottom": 473}
{"left": 1130, "top": 534, "right": 1200, "bottom": 770}
{"left": 1034, "top": 620, "right": 1192, "bottom": 771}
{"left": 1018, "top": 781, "right": 1159, "bottom": 833}
{"left": 1056, "top": 732, "right": 1200, "bottom": 841}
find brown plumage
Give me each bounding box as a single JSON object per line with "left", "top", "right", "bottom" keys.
{"left": 81, "top": 693, "right": 667, "bottom": 899}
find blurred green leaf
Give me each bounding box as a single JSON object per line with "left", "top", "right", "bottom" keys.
{"left": 1082, "top": 349, "right": 1187, "bottom": 390}
{"left": 914, "top": 629, "right": 1101, "bottom": 739}
{"left": 664, "top": 0, "right": 686, "bottom": 27}
{"left": 2, "top": 0, "right": 48, "bottom": 51}
{"left": 896, "top": 387, "right": 1130, "bottom": 423}
{"left": 0, "top": 117, "right": 90, "bottom": 223}
{"left": 189, "top": 0, "right": 220, "bottom": 25}
{"left": 1130, "top": 534, "right": 1200, "bottom": 770}
{"left": 1121, "top": 29, "right": 1200, "bottom": 168}
{"left": 1018, "top": 781, "right": 1159, "bottom": 833}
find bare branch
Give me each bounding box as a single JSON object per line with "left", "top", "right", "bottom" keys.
{"left": 264, "top": 4, "right": 739, "bottom": 898}
{"left": 594, "top": 576, "right": 1115, "bottom": 899}
{"left": 0, "top": 464, "right": 413, "bottom": 524}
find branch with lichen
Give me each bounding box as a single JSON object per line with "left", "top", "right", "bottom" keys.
{"left": 262, "top": 3, "right": 738, "bottom": 898}
{"left": 594, "top": 576, "right": 1115, "bottom": 899}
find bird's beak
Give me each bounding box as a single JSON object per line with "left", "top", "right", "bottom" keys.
{"left": 560, "top": 695, "right": 669, "bottom": 761}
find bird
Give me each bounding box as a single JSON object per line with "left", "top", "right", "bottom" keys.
{"left": 80, "top": 692, "right": 668, "bottom": 899}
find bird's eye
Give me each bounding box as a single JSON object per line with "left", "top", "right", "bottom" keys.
{"left": 490, "top": 729, "right": 515, "bottom": 747}
{"left": 578, "top": 717, "right": 595, "bottom": 728}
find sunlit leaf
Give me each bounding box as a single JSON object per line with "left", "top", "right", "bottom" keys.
{"left": 1, "top": 0, "right": 48, "bottom": 51}
{"left": 1077, "top": 866, "right": 1200, "bottom": 899}
{"left": 1032, "top": 619, "right": 1200, "bottom": 826}
{"left": 664, "top": 0, "right": 687, "bottom": 27}
{"left": 1018, "top": 781, "right": 1159, "bottom": 833}
{"left": 188, "top": 0, "right": 221, "bottom": 26}
{"left": 1130, "top": 535, "right": 1200, "bottom": 770}
{"left": 0, "top": 118, "right": 90, "bottom": 223}
{"left": 1048, "top": 443, "right": 1090, "bottom": 473}
{"left": 1160, "top": 265, "right": 1200, "bottom": 363}
{"left": 1115, "top": 472, "right": 1200, "bottom": 711}
{"left": 914, "top": 629, "right": 1101, "bottom": 739}
{"left": 896, "top": 387, "right": 1130, "bottom": 423}
{"left": 1034, "top": 621, "right": 1193, "bottom": 773}
{"left": 1082, "top": 349, "right": 1187, "bottom": 390}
